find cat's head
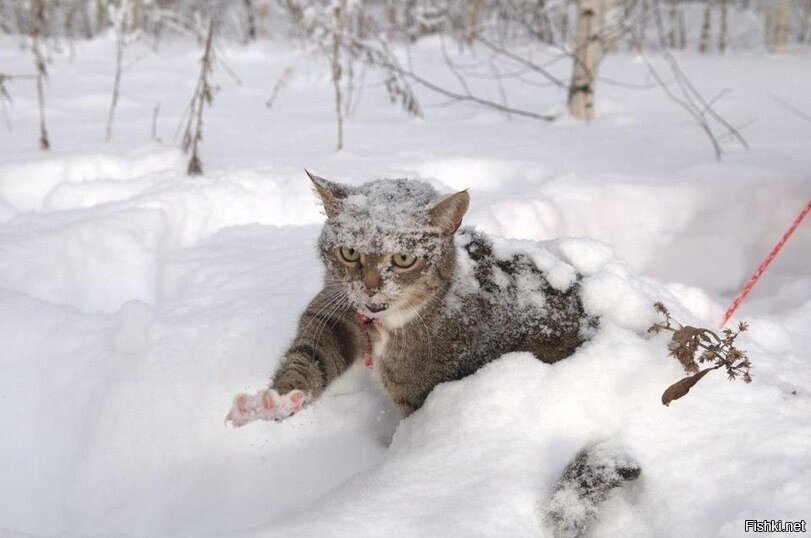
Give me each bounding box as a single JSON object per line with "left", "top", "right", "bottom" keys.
{"left": 308, "top": 171, "right": 469, "bottom": 329}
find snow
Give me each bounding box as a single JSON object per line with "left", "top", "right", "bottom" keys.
{"left": 1, "top": 32, "right": 810, "bottom": 538}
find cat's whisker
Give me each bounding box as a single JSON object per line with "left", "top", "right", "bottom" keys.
{"left": 298, "top": 288, "right": 345, "bottom": 339}
{"left": 312, "top": 293, "right": 351, "bottom": 353}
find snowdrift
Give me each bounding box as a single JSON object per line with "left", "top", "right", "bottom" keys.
{"left": 0, "top": 37, "right": 809, "bottom": 537}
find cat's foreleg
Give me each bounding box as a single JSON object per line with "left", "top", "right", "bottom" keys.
{"left": 226, "top": 294, "right": 361, "bottom": 427}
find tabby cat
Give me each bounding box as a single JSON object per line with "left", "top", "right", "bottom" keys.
{"left": 226, "top": 172, "right": 590, "bottom": 424}
{"left": 225, "top": 172, "right": 640, "bottom": 536}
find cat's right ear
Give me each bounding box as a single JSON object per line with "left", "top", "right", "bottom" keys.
{"left": 428, "top": 190, "right": 470, "bottom": 235}
{"left": 305, "top": 170, "right": 347, "bottom": 218}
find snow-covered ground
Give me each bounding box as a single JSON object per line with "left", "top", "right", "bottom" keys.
{"left": 1, "top": 34, "right": 809, "bottom": 537}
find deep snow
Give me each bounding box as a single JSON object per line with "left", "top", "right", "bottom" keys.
{"left": 0, "top": 32, "right": 810, "bottom": 537}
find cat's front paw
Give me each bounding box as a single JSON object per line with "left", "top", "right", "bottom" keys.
{"left": 224, "top": 388, "right": 309, "bottom": 427}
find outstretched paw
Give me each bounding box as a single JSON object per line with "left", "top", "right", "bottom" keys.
{"left": 225, "top": 388, "right": 309, "bottom": 427}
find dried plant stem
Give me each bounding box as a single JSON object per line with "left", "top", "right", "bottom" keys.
{"left": 182, "top": 21, "right": 216, "bottom": 176}
{"left": 30, "top": 0, "right": 49, "bottom": 150}
{"left": 266, "top": 65, "right": 294, "bottom": 109}
{"left": 330, "top": 0, "right": 347, "bottom": 150}
{"left": 151, "top": 102, "right": 160, "bottom": 141}
{"left": 106, "top": 29, "right": 125, "bottom": 142}
{"left": 650, "top": 302, "right": 752, "bottom": 406}
{"left": 35, "top": 72, "right": 48, "bottom": 150}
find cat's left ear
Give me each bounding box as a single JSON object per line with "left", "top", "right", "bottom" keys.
{"left": 305, "top": 170, "right": 348, "bottom": 218}
{"left": 428, "top": 190, "right": 470, "bottom": 235}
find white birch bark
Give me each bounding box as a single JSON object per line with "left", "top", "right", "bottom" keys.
{"left": 775, "top": 0, "right": 790, "bottom": 51}
{"left": 568, "top": 0, "right": 601, "bottom": 121}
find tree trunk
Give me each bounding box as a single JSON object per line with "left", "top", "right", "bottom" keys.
{"left": 699, "top": 0, "right": 713, "bottom": 53}
{"left": 718, "top": 0, "right": 728, "bottom": 53}
{"left": 667, "top": 0, "right": 678, "bottom": 48}
{"left": 801, "top": 0, "right": 811, "bottom": 43}
{"left": 600, "top": 0, "right": 618, "bottom": 52}
{"left": 80, "top": 0, "right": 94, "bottom": 39}
{"left": 385, "top": 0, "right": 398, "bottom": 39}
{"left": 467, "top": 0, "right": 485, "bottom": 44}
{"left": 95, "top": 0, "right": 107, "bottom": 33}
{"left": 651, "top": 0, "right": 667, "bottom": 49}
{"left": 243, "top": 0, "right": 256, "bottom": 42}
{"left": 775, "top": 0, "right": 790, "bottom": 51}
{"left": 568, "top": 0, "right": 601, "bottom": 122}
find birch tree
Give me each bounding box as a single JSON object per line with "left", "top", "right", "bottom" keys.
{"left": 801, "top": 0, "right": 811, "bottom": 43}
{"left": 699, "top": 0, "right": 713, "bottom": 53}
{"left": 774, "top": 0, "right": 790, "bottom": 51}
{"left": 569, "top": 0, "right": 601, "bottom": 121}
{"left": 667, "top": 0, "right": 680, "bottom": 48}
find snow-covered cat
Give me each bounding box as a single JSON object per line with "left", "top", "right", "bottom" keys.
{"left": 225, "top": 172, "right": 639, "bottom": 535}
{"left": 227, "top": 172, "right": 590, "bottom": 423}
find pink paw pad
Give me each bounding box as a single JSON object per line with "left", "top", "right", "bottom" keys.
{"left": 288, "top": 390, "right": 306, "bottom": 411}
{"left": 225, "top": 388, "right": 310, "bottom": 427}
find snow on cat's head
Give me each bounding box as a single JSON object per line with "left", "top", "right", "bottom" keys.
{"left": 308, "top": 171, "right": 468, "bottom": 328}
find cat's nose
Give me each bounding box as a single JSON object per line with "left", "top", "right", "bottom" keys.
{"left": 364, "top": 289, "right": 376, "bottom": 297}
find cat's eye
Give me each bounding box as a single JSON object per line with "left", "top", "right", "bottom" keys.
{"left": 392, "top": 253, "right": 417, "bottom": 269}
{"left": 338, "top": 246, "right": 361, "bottom": 263}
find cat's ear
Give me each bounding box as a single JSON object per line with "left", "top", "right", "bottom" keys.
{"left": 306, "top": 170, "right": 347, "bottom": 218}
{"left": 428, "top": 190, "right": 470, "bottom": 235}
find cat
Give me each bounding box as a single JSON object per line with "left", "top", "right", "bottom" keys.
{"left": 225, "top": 171, "right": 591, "bottom": 423}
{"left": 225, "top": 172, "right": 640, "bottom": 536}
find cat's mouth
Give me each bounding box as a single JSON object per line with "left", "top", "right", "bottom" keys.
{"left": 365, "top": 303, "right": 389, "bottom": 314}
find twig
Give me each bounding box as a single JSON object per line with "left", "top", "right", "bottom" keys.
{"left": 475, "top": 34, "right": 567, "bottom": 88}
{"left": 151, "top": 102, "right": 160, "bottom": 142}
{"left": 634, "top": 34, "right": 747, "bottom": 160}
{"left": 387, "top": 52, "right": 555, "bottom": 121}
{"left": 661, "top": 48, "right": 749, "bottom": 150}
{"left": 266, "top": 65, "right": 295, "bottom": 109}
{"left": 771, "top": 93, "right": 811, "bottom": 122}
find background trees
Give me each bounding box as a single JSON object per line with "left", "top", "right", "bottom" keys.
{"left": 1, "top": 0, "right": 809, "bottom": 165}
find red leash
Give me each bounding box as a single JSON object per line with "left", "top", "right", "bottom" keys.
{"left": 719, "top": 199, "right": 811, "bottom": 329}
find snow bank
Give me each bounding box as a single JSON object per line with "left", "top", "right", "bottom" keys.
{"left": 257, "top": 294, "right": 810, "bottom": 537}
{"left": 0, "top": 36, "right": 809, "bottom": 537}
